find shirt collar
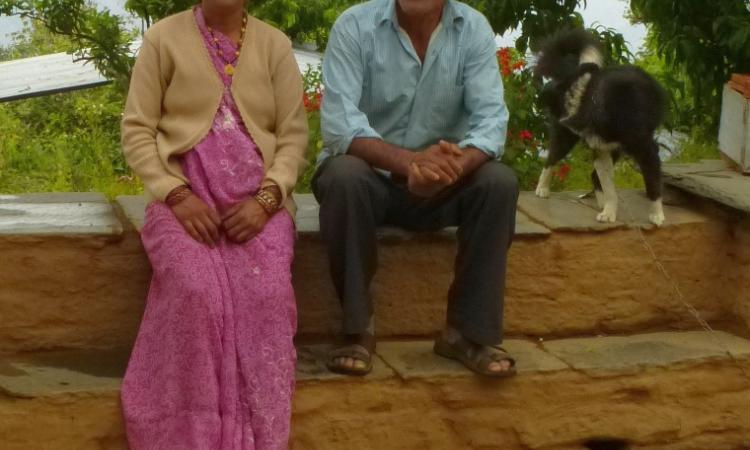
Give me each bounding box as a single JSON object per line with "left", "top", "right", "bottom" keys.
{"left": 378, "top": 0, "right": 464, "bottom": 30}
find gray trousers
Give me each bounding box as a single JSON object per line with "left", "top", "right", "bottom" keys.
{"left": 312, "top": 155, "right": 519, "bottom": 346}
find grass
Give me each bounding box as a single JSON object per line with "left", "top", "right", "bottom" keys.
{"left": 0, "top": 86, "right": 142, "bottom": 198}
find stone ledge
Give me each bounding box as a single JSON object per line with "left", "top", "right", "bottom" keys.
{"left": 663, "top": 160, "right": 750, "bottom": 214}
{"left": 0, "top": 192, "right": 123, "bottom": 236}
{"left": 116, "top": 193, "right": 552, "bottom": 238}
{"left": 518, "top": 190, "right": 711, "bottom": 232}
{"left": 1, "top": 331, "right": 749, "bottom": 449}
{"left": 5, "top": 331, "right": 745, "bottom": 397}
{"left": 541, "top": 330, "right": 750, "bottom": 376}
{"left": 376, "top": 339, "right": 569, "bottom": 379}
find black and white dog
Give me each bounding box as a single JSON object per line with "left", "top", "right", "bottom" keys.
{"left": 533, "top": 30, "right": 668, "bottom": 226}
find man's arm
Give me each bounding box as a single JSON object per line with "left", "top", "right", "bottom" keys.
{"left": 456, "top": 18, "right": 510, "bottom": 176}
{"left": 348, "top": 138, "right": 414, "bottom": 176}
{"left": 321, "top": 15, "right": 398, "bottom": 164}
{"left": 459, "top": 147, "right": 490, "bottom": 174}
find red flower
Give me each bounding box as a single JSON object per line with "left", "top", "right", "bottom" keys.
{"left": 518, "top": 130, "right": 534, "bottom": 141}
{"left": 497, "top": 47, "right": 526, "bottom": 78}
{"left": 303, "top": 89, "right": 324, "bottom": 112}
{"left": 555, "top": 163, "right": 571, "bottom": 181}
{"left": 497, "top": 47, "right": 513, "bottom": 78}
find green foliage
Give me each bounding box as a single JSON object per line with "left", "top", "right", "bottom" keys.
{"left": 297, "top": 65, "right": 324, "bottom": 193}
{"left": 0, "top": 86, "right": 140, "bottom": 196}
{"left": 667, "top": 129, "right": 720, "bottom": 164}
{"left": 463, "top": 0, "right": 584, "bottom": 52}
{"left": 0, "top": 19, "right": 74, "bottom": 59}
{"left": 249, "top": 0, "right": 356, "bottom": 50}
{"left": 634, "top": 43, "right": 711, "bottom": 133}
{"left": 124, "top": 0, "right": 194, "bottom": 26}
{"left": 1, "top": 0, "right": 136, "bottom": 86}
{"left": 0, "top": 25, "right": 137, "bottom": 196}
{"left": 629, "top": 0, "right": 750, "bottom": 130}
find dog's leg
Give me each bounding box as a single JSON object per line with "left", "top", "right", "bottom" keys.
{"left": 591, "top": 151, "right": 621, "bottom": 208}
{"left": 536, "top": 124, "right": 579, "bottom": 198}
{"left": 535, "top": 167, "right": 553, "bottom": 198}
{"left": 591, "top": 170, "right": 605, "bottom": 208}
{"left": 593, "top": 150, "right": 617, "bottom": 223}
{"left": 636, "top": 141, "right": 665, "bottom": 226}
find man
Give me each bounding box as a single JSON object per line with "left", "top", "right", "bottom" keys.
{"left": 314, "top": 0, "right": 518, "bottom": 377}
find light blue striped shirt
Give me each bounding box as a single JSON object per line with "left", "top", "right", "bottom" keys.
{"left": 318, "top": 0, "right": 509, "bottom": 165}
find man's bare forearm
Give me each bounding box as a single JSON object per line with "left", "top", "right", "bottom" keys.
{"left": 459, "top": 147, "right": 491, "bottom": 178}
{"left": 348, "top": 138, "right": 415, "bottom": 176}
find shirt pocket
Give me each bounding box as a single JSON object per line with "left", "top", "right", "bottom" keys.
{"left": 430, "top": 63, "right": 465, "bottom": 129}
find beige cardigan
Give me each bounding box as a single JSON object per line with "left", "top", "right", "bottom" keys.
{"left": 121, "top": 9, "right": 309, "bottom": 214}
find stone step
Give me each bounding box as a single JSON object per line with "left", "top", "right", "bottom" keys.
{"left": 663, "top": 160, "right": 750, "bottom": 214}
{"left": 1, "top": 331, "right": 749, "bottom": 449}
{"left": 1, "top": 191, "right": 747, "bottom": 353}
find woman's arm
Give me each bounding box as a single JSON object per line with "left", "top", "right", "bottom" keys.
{"left": 261, "top": 39, "right": 309, "bottom": 205}
{"left": 122, "top": 38, "right": 221, "bottom": 246}
{"left": 121, "top": 37, "right": 185, "bottom": 201}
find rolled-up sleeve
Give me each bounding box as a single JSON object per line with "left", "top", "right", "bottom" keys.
{"left": 321, "top": 14, "right": 382, "bottom": 157}
{"left": 458, "top": 20, "right": 509, "bottom": 159}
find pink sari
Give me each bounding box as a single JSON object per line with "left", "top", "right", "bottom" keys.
{"left": 121, "top": 7, "right": 297, "bottom": 450}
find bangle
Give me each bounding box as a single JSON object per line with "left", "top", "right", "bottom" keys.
{"left": 166, "top": 185, "right": 192, "bottom": 207}
{"left": 254, "top": 188, "right": 280, "bottom": 214}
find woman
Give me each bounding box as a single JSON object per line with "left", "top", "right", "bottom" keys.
{"left": 119, "top": 0, "right": 308, "bottom": 447}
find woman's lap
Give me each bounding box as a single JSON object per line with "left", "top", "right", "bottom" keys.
{"left": 123, "top": 201, "right": 297, "bottom": 449}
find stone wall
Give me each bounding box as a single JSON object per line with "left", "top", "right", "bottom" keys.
{"left": 0, "top": 232, "right": 148, "bottom": 353}
{"left": 726, "top": 216, "right": 750, "bottom": 335}
{"left": 2, "top": 193, "right": 748, "bottom": 353}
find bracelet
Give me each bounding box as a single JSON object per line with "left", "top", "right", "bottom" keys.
{"left": 254, "top": 188, "right": 280, "bottom": 214}
{"left": 165, "top": 185, "right": 193, "bottom": 207}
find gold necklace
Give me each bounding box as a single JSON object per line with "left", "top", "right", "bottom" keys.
{"left": 206, "top": 13, "right": 248, "bottom": 77}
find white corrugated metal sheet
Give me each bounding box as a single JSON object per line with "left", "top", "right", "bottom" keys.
{"left": 0, "top": 41, "right": 322, "bottom": 102}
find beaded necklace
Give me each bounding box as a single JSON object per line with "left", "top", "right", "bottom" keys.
{"left": 206, "top": 13, "right": 248, "bottom": 77}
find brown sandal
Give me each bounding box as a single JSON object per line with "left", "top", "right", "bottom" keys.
{"left": 434, "top": 334, "right": 516, "bottom": 378}
{"left": 326, "top": 333, "right": 375, "bottom": 376}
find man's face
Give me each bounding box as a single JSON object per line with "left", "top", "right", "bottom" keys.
{"left": 397, "top": 0, "right": 444, "bottom": 16}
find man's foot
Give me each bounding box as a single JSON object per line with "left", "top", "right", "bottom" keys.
{"left": 433, "top": 327, "right": 516, "bottom": 377}
{"left": 326, "top": 333, "right": 375, "bottom": 376}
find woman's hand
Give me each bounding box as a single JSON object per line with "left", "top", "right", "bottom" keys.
{"left": 171, "top": 194, "right": 221, "bottom": 248}
{"left": 222, "top": 198, "right": 271, "bottom": 243}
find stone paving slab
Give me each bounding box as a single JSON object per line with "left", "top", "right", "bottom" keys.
{"left": 542, "top": 331, "right": 750, "bottom": 377}
{"left": 375, "top": 339, "right": 569, "bottom": 380}
{"left": 0, "top": 348, "right": 128, "bottom": 398}
{"left": 663, "top": 160, "right": 750, "bottom": 213}
{"left": 5, "top": 332, "right": 747, "bottom": 398}
{"left": 518, "top": 191, "right": 623, "bottom": 232}
{"left": 0, "top": 344, "right": 395, "bottom": 399}
{"left": 576, "top": 189, "right": 711, "bottom": 228}
{"left": 118, "top": 193, "right": 551, "bottom": 238}
{"left": 0, "top": 192, "right": 122, "bottom": 236}
{"left": 518, "top": 190, "right": 709, "bottom": 232}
